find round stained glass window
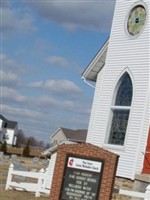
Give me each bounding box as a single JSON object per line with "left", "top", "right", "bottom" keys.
{"left": 127, "top": 4, "right": 147, "bottom": 37}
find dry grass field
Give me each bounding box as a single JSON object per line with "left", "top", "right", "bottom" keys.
{"left": 0, "top": 156, "right": 49, "bottom": 200}
{"left": 0, "top": 156, "right": 132, "bottom": 200}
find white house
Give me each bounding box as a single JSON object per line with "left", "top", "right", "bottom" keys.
{"left": 50, "top": 127, "right": 87, "bottom": 146}
{"left": 0, "top": 115, "right": 7, "bottom": 143}
{"left": 0, "top": 115, "right": 18, "bottom": 146}
{"left": 42, "top": 127, "right": 87, "bottom": 156}
{"left": 82, "top": 0, "right": 150, "bottom": 180}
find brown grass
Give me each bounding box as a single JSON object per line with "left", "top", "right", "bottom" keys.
{"left": 0, "top": 156, "right": 49, "bottom": 200}
{"left": 0, "top": 189, "right": 48, "bottom": 200}
{"left": 6, "top": 146, "right": 46, "bottom": 158}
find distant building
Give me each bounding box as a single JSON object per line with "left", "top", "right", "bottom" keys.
{"left": 43, "top": 127, "right": 87, "bottom": 156}
{"left": 51, "top": 127, "right": 87, "bottom": 146}
{"left": 0, "top": 115, "right": 7, "bottom": 143}
{"left": 0, "top": 115, "right": 18, "bottom": 146}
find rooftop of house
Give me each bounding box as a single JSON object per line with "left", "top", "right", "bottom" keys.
{"left": 60, "top": 127, "right": 87, "bottom": 143}
{"left": 0, "top": 114, "right": 17, "bottom": 129}
{"left": 0, "top": 114, "right": 7, "bottom": 122}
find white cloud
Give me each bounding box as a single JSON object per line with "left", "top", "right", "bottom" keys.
{"left": 0, "top": 54, "right": 7, "bottom": 61}
{"left": 37, "top": 95, "right": 72, "bottom": 108}
{"left": 35, "top": 95, "right": 91, "bottom": 115}
{"left": 28, "top": 79, "right": 82, "bottom": 93}
{"left": 37, "top": 96, "right": 58, "bottom": 106}
{"left": 45, "top": 80, "right": 81, "bottom": 93}
{"left": 46, "top": 56, "right": 70, "bottom": 68}
{"left": 1, "top": 70, "right": 20, "bottom": 86}
{"left": 28, "top": 81, "right": 43, "bottom": 88}
{"left": 1, "top": 1, "right": 36, "bottom": 35}
{"left": 1, "top": 54, "right": 23, "bottom": 87}
{"left": 1, "top": 54, "right": 24, "bottom": 74}
{"left": 1, "top": 54, "right": 18, "bottom": 69}
{"left": 1, "top": 87, "right": 27, "bottom": 103}
{"left": 1, "top": 104, "right": 41, "bottom": 118}
{"left": 25, "top": 0, "right": 116, "bottom": 32}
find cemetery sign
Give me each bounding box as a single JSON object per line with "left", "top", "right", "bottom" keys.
{"left": 49, "top": 143, "right": 119, "bottom": 200}
{"left": 60, "top": 156, "right": 104, "bottom": 200}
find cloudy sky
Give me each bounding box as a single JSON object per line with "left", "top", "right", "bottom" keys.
{"left": 1, "top": 0, "right": 116, "bottom": 144}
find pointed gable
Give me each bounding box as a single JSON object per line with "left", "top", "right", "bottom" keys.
{"left": 61, "top": 127, "right": 87, "bottom": 142}
{"left": 82, "top": 39, "right": 109, "bottom": 82}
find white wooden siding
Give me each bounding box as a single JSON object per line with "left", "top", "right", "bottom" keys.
{"left": 86, "top": 67, "right": 105, "bottom": 144}
{"left": 51, "top": 130, "right": 66, "bottom": 146}
{"left": 0, "top": 119, "right": 3, "bottom": 128}
{"left": 135, "top": 91, "right": 150, "bottom": 174}
{"left": 87, "top": 0, "right": 149, "bottom": 179}
{"left": 46, "top": 152, "right": 57, "bottom": 189}
{"left": 6, "top": 129, "right": 15, "bottom": 145}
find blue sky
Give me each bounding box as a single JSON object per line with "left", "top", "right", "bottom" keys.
{"left": 1, "top": 0, "right": 116, "bottom": 143}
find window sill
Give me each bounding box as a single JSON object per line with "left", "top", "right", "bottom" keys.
{"left": 102, "top": 144, "right": 125, "bottom": 152}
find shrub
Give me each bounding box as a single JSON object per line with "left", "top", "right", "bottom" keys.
{"left": 0, "top": 141, "right": 7, "bottom": 154}
{"left": 23, "top": 139, "right": 30, "bottom": 157}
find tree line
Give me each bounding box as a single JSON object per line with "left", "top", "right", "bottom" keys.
{"left": 0, "top": 129, "right": 47, "bottom": 157}
{"left": 16, "top": 129, "right": 46, "bottom": 148}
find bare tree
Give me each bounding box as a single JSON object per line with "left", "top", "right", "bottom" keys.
{"left": 37, "top": 140, "right": 45, "bottom": 147}
{"left": 28, "top": 136, "right": 37, "bottom": 146}
{"left": 16, "top": 129, "right": 26, "bottom": 146}
{"left": 16, "top": 130, "right": 46, "bottom": 148}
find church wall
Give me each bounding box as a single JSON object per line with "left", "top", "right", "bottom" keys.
{"left": 86, "top": 0, "right": 149, "bottom": 179}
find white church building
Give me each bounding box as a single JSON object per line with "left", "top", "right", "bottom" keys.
{"left": 82, "top": 0, "right": 150, "bottom": 180}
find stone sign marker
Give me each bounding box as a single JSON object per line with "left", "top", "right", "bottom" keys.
{"left": 49, "top": 143, "right": 119, "bottom": 200}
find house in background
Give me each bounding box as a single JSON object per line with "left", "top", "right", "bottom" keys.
{"left": 43, "top": 127, "right": 87, "bottom": 156}
{"left": 82, "top": 0, "right": 149, "bottom": 180}
{"left": 51, "top": 127, "right": 87, "bottom": 146}
{"left": 0, "top": 115, "right": 7, "bottom": 143}
{"left": 0, "top": 115, "right": 18, "bottom": 146}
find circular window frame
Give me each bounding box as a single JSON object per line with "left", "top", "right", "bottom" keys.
{"left": 125, "top": 1, "right": 148, "bottom": 39}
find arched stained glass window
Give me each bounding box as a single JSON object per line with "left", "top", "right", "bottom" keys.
{"left": 115, "top": 73, "right": 132, "bottom": 106}
{"left": 108, "top": 73, "right": 133, "bottom": 145}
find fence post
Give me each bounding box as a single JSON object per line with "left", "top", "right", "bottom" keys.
{"left": 144, "top": 185, "right": 150, "bottom": 200}
{"left": 145, "top": 184, "right": 150, "bottom": 200}
{"left": 42, "top": 167, "right": 48, "bottom": 189}
{"left": 5, "top": 164, "right": 14, "bottom": 190}
{"left": 35, "top": 168, "right": 45, "bottom": 197}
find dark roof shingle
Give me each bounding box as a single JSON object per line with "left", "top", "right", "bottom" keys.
{"left": 61, "top": 127, "right": 87, "bottom": 142}
{"left": 0, "top": 114, "right": 17, "bottom": 129}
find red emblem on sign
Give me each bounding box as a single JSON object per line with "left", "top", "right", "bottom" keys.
{"left": 69, "top": 159, "right": 74, "bottom": 166}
